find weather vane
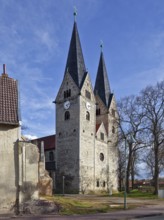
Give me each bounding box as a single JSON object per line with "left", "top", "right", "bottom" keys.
{"left": 73, "top": 6, "right": 77, "bottom": 21}
{"left": 100, "top": 40, "right": 103, "bottom": 51}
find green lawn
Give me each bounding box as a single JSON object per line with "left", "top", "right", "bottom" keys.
{"left": 46, "top": 195, "right": 124, "bottom": 215}
{"left": 113, "top": 189, "right": 158, "bottom": 199}
{"left": 44, "top": 189, "right": 163, "bottom": 215}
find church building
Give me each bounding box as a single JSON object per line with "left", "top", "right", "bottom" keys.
{"left": 55, "top": 17, "right": 118, "bottom": 193}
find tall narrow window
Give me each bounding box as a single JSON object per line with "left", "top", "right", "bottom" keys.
{"left": 65, "top": 111, "right": 70, "bottom": 120}
{"left": 68, "top": 89, "right": 71, "bottom": 97}
{"left": 100, "top": 132, "right": 104, "bottom": 140}
{"left": 96, "top": 180, "right": 99, "bottom": 187}
{"left": 86, "top": 111, "right": 90, "bottom": 121}
{"left": 103, "top": 181, "right": 106, "bottom": 187}
{"left": 112, "top": 126, "right": 115, "bottom": 134}
{"left": 96, "top": 108, "right": 101, "bottom": 115}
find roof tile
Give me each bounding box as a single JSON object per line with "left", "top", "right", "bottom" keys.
{"left": 0, "top": 71, "right": 19, "bottom": 125}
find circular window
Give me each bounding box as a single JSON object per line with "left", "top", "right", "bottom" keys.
{"left": 100, "top": 153, "right": 104, "bottom": 161}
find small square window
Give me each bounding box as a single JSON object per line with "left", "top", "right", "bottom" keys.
{"left": 85, "top": 90, "right": 91, "bottom": 99}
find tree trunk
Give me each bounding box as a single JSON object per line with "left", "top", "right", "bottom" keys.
{"left": 154, "top": 142, "right": 159, "bottom": 195}
{"left": 131, "top": 169, "right": 135, "bottom": 190}
{"left": 126, "top": 147, "right": 132, "bottom": 193}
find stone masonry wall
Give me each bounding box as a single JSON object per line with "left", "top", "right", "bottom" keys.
{"left": 79, "top": 74, "right": 95, "bottom": 193}
{"left": 0, "top": 124, "right": 20, "bottom": 213}
{"left": 56, "top": 72, "right": 80, "bottom": 193}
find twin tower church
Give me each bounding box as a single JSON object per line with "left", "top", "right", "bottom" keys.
{"left": 55, "top": 18, "right": 118, "bottom": 193}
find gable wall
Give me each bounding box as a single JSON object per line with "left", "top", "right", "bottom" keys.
{"left": 0, "top": 124, "right": 20, "bottom": 212}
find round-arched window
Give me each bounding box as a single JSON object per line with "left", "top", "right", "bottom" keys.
{"left": 100, "top": 153, "right": 104, "bottom": 161}
{"left": 86, "top": 111, "right": 90, "bottom": 121}
{"left": 65, "top": 111, "right": 70, "bottom": 120}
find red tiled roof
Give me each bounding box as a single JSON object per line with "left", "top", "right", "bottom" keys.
{"left": 0, "top": 70, "right": 19, "bottom": 125}
{"left": 32, "top": 134, "right": 56, "bottom": 151}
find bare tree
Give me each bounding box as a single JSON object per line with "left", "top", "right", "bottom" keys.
{"left": 117, "top": 95, "right": 145, "bottom": 192}
{"left": 139, "top": 80, "right": 164, "bottom": 195}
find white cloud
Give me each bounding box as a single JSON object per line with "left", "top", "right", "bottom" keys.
{"left": 24, "top": 134, "right": 38, "bottom": 140}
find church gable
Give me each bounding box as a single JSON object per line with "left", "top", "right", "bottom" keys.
{"left": 108, "top": 94, "right": 118, "bottom": 120}
{"left": 95, "top": 94, "right": 108, "bottom": 116}
{"left": 80, "top": 72, "right": 95, "bottom": 103}
{"left": 96, "top": 122, "right": 108, "bottom": 143}
{"left": 55, "top": 71, "right": 79, "bottom": 103}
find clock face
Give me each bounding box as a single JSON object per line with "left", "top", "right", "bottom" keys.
{"left": 86, "top": 102, "right": 91, "bottom": 110}
{"left": 64, "top": 101, "right": 70, "bottom": 109}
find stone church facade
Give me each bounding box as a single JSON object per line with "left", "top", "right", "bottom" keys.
{"left": 55, "top": 20, "right": 118, "bottom": 193}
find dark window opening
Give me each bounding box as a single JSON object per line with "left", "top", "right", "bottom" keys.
{"left": 100, "top": 132, "right": 104, "bottom": 140}
{"left": 103, "top": 181, "right": 106, "bottom": 187}
{"left": 112, "top": 126, "right": 115, "bottom": 134}
{"left": 96, "top": 180, "right": 99, "bottom": 187}
{"left": 49, "top": 151, "right": 54, "bottom": 161}
{"left": 65, "top": 111, "right": 70, "bottom": 120}
{"left": 85, "top": 90, "right": 91, "bottom": 99}
{"left": 86, "top": 111, "right": 90, "bottom": 121}
{"left": 64, "top": 89, "right": 71, "bottom": 98}
{"left": 96, "top": 108, "right": 101, "bottom": 115}
{"left": 100, "top": 153, "right": 104, "bottom": 161}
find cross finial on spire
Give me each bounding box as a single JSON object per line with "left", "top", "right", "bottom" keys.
{"left": 73, "top": 6, "right": 77, "bottom": 21}
{"left": 100, "top": 40, "right": 103, "bottom": 52}
{"left": 2, "top": 64, "right": 8, "bottom": 77}
{"left": 3, "top": 64, "right": 6, "bottom": 74}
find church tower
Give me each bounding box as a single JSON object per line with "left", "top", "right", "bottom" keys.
{"left": 55, "top": 18, "right": 96, "bottom": 193}
{"left": 94, "top": 49, "right": 118, "bottom": 192}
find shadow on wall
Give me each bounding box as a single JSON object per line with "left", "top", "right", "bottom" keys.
{"left": 14, "top": 139, "right": 19, "bottom": 214}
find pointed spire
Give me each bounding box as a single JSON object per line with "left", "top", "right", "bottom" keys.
{"left": 64, "top": 17, "right": 86, "bottom": 88}
{"left": 94, "top": 50, "right": 111, "bottom": 107}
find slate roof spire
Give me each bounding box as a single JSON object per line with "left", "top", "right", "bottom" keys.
{"left": 94, "top": 49, "right": 111, "bottom": 107}
{"left": 64, "top": 15, "right": 86, "bottom": 88}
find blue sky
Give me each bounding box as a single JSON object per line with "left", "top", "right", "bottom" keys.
{"left": 0, "top": 0, "right": 164, "bottom": 139}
